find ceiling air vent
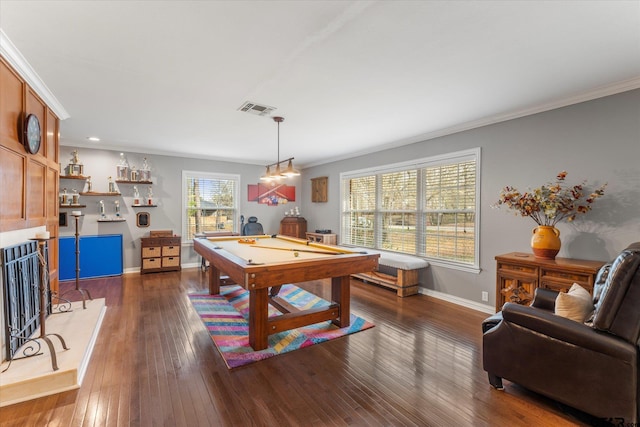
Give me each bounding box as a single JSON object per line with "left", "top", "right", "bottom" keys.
{"left": 237, "top": 101, "right": 276, "bottom": 116}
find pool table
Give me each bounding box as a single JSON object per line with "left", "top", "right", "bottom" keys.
{"left": 193, "top": 234, "right": 379, "bottom": 350}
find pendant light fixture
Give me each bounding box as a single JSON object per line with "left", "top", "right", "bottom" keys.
{"left": 260, "top": 116, "right": 300, "bottom": 181}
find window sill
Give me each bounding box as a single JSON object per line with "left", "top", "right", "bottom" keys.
{"left": 426, "top": 258, "right": 481, "bottom": 274}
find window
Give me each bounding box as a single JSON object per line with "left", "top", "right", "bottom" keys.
{"left": 182, "top": 171, "right": 240, "bottom": 241}
{"left": 341, "top": 148, "right": 480, "bottom": 271}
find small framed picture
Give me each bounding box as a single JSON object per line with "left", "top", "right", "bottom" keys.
{"left": 136, "top": 212, "right": 150, "bottom": 228}
{"left": 59, "top": 212, "right": 68, "bottom": 227}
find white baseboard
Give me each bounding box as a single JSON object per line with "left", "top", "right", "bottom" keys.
{"left": 419, "top": 287, "right": 495, "bottom": 314}
{"left": 181, "top": 262, "right": 200, "bottom": 270}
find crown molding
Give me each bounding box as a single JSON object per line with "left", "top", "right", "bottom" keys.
{"left": 441, "top": 76, "right": 640, "bottom": 139}
{"left": 305, "top": 77, "right": 640, "bottom": 168}
{"left": 0, "top": 29, "right": 70, "bottom": 120}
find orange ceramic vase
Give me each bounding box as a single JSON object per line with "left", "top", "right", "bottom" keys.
{"left": 531, "top": 226, "right": 561, "bottom": 259}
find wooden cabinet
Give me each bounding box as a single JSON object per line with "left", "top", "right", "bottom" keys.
{"left": 311, "top": 176, "right": 328, "bottom": 203}
{"left": 305, "top": 232, "right": 337, "bottom": 245}
{"left": 141, "top": 236, "right": 181, "bottom": 274}
{"left": 279, "top": 217, "right": 307, "bottom": 239}
{"left": 495, "top": 252, "right": 606, "bottom": 312}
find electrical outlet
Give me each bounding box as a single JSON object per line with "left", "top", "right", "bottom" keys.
{"left": 481, "top": 291, "right": 489, "bottom": 302}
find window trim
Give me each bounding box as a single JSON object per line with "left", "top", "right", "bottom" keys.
{"left": 181, "top": 170, "right": 241, "bottom": 244}
{"left": 340, "top": 148, "right": 481, "bottom": 273}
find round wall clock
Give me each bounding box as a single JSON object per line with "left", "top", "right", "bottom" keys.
{"left": 23, "top": 113, "right": 42, "bottom": 154}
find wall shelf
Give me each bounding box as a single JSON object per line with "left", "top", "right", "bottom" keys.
{"left": 56, "top": 155, "right": 158, "bottom": 228}
{"left": 80, "top": 191, "right": 121, "bottom": 196}
{"left": 116, "top": 180, "right": 153, "bottom": 184}
{"left": 60, "top": 175, "right": 88, "bottom": 180}
{"left": 97, "top": 218, "right": 126, "bottom": 222}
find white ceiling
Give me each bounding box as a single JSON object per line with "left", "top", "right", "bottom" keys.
{"left": 1, "top": 1, "right": 639, "bottom": 168}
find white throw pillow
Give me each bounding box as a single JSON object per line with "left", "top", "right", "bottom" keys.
{"left": 555, "top": 283, "right": 595, "bottom": 323}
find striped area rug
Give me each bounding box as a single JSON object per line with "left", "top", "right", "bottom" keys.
{"left": 189, "top": 284, "right": 374, "bottom": 369}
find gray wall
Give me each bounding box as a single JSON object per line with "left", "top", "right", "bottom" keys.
{"left": 299, "top": 89, "right": 640, "bottom": 310}
{"left": 61, "top": 89, "right": 639, "bottom": 312}
{"left": 58, "top": 149, "right": 302, "bottom": 271}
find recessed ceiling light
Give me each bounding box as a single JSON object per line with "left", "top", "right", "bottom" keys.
{"left": 87, "top": 136, "right": 100, "bottom": 142}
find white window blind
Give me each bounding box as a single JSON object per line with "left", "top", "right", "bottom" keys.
{"left": 342, "top": 175, "right": 376, "bottom": 247}
{"left": 423, "top": 160, "right": 476, "bottom": 264}
{"left": 378, "top": 170, "right": 417, "bottom": 253}
{"left": 340, "top": 148, "right": 480, "bottom": 270}
{"left": 182, "top": 171, "right": 240, "bottom": 241}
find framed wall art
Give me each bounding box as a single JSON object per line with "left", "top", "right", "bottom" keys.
{"left": 248, "top": 183, "right": 295, "bottom": 206}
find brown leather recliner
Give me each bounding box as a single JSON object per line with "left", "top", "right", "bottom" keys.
{"left": 482, "top": 242, "right": 640, "bottom": 424}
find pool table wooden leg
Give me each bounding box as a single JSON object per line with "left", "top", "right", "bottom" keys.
{"left": 208, "top": 265, "right": 221, "bottom": 295}
{"left": 331, "top": 275, "right": 351, "bottom": 328}
{"left": 249, "top": 287, "right": 269, "bottom": 351}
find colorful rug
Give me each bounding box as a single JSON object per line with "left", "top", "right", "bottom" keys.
{"left": 189, "top": 284, "right": 374, "bottom": 369}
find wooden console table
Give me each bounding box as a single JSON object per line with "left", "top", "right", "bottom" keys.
{"left": 495, "top": 252, "right": 606, "bottom": 312}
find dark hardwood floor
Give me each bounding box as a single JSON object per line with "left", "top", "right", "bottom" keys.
{"left": 0, "top": 268, "right": 596, "bottom": 426}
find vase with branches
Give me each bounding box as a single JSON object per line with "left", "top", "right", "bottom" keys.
{"left": 494, "top": 171, "right": 606, "bottom": 258}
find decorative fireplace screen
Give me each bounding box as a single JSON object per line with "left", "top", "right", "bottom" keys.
{"left": 2, "top": 241, "right": 50, "bottom": 360}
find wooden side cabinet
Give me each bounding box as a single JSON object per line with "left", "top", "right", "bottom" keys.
{"left": 141, "top": 236, "right": 181, "bottom": 274}
{"left": 279, "top": 216, "right": 307, "bottom": 239}
{"left": 495, "top": 252, "right": 606, "bottom": 312}
{"left": 311, "top": 176, "right": 328, "bottom": 203}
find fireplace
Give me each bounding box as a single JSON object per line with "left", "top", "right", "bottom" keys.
{"left": 2, "top": 241, "right": 51, "bottom": 360}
